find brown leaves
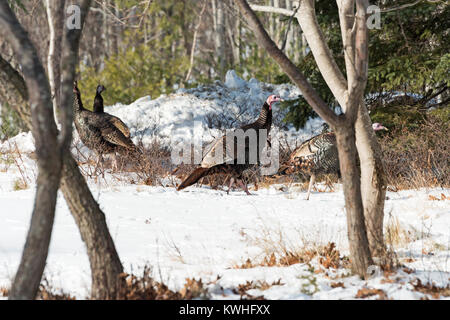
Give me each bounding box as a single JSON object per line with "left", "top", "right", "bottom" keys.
{"left": 428, "top": 193, "right": 448, "bottom": 201}
{"left": 36, "top": 278, "right": 76, "bottom": 300}
{"left": 116, "top": 268, "right": 210, "bottom": 300}
{"left": 179, "top": 278, "right": 209, "bottom": 300}
{"left": 355, "top": 287, "right": 387, "bottom": 300}
{"left": 411, "top": 279, "right": 450, "bottom": 299}
{"left": 330, "top": 282, "right": 345, "bottom": 289}
{"left": 233, "top": 279, "right": 283, "bottom": 300}
{"left": 234, "top": 242, "right": 348, "bottom": 270}
{"left": 318, "top": 243, "right": 343, "bottom": 269}
{"left": 0, "top": 287, "right": 9, "bottom": 297}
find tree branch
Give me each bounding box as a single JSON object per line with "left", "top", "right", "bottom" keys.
{"left": 234, "top": 0, "right": 340, "bottom": 127}
{"left": 249, "top": 3, "right": 295, "bottom": 16}
{"left": 297, "top": 0, "right": 348, "bottom": 109}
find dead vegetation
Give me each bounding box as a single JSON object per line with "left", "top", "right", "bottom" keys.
{"left": 234, "top": 242, "right": 349, "bottom": 270}
{"left": 115, "top": 267, "right": 210, "bottom": 300}
{"left": 411, "top": 279, "right": 450, "bottom": 299}
{"left": 355, "top": 287, "right": 388, "bottom": 300}
{"left": 379, "top": 116, "right": 449, "bottom": 190}
{"left": 0, "top": 286, "right": 8, "bottom": 297}
{"left": 232, "top": 279, "right": 284, "bottom": 300}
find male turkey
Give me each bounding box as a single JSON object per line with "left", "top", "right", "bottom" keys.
{"left": 177, "top": 94, "right": 283, "bottom": 194}
{"left": 73, "top": 81, "right": 139, "bottom": 174}
{"left": 279, "top": 122, "right": 387, "bottom": 200}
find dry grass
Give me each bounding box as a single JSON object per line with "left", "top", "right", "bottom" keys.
{"left": 384, "top": 216, "right": 415, "bottom": 248}
{"left": 234, "top": 242, "right": 349, "bottom": 270}
{"left": 13, "top": 178, "right": 28, "bottom": 191}
{"left": 380, "top": 116, "right": 449, "bottom": 190}
{"left": 37, "top": 278, "right": 76, "bottom": 300}
{"left": 235, "top": 219, "right": 349, "bottom": 270}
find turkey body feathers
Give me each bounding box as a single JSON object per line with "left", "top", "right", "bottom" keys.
{"left": 73, "top": 83, "right": 137, "bottom": 157}
{"left": 178, "top": 100, "right": 273, "bottom": 192}
{"left": 280, "top": 132, "right": 339, "bottom": 177}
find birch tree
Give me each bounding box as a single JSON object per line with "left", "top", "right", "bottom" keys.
{"left": 236, "top": 0, "right": 384, "bottom": 277}
{"left": 247, "top": 0, "right": 387, "bottom": 260}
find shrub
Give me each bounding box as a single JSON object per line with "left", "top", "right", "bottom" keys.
{"left": 379, "top": 113, "right": 449, "bottom": 189}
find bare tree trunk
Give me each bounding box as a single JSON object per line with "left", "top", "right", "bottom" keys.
{"left": 252, "top": 0, "right": 386, "bottom": 257}
{"left": 60, "top": 155, "right": 124, "bottom": 299}
{"left": 335, "top": 126, "right": 373, "bottom": 275}
{"left": 186, "top": 0, "right": 207, "bottom": 82}
{"left": 1, "top": 0, "right": 124, "bottom": 299}
{"left": 0, "top": 2, "right": 63, "bottom": 300}
{"left": 0, "top": 55, "right": 31, "bottom": 129}
{"left": 356, "top": 104, "right": 387, "bottom": 258}
{"left": 235, "top": 0, "right": 373, "bottom": 277}
{"left": 0, "top": 52, "right": 124, "bottom": 300}
{"left": 337, "top": 0, "right": 386, "bottom": 258}
{"left": 44, "top": 0, "right": 65, "bottom": 125}
{"left": 285, "top": 0, "right": 293, "bottom": 57}
{"left": 213, "top": 0, "right": 226, "bottom": 78}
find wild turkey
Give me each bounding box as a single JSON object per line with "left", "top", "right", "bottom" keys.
{"left": 177, "top": 94, "right": 283, "bottom": 194}
{"left": 93, "top": 84, "right": 131, "bottom": 139}
{"left": 279, "top": 122, "right": 388, "bottom": 200}
{"left": 73, "top": 81, "right": 139, "bottom": 174}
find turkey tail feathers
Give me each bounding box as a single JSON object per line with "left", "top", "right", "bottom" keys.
{"left": 177, "top": 167, "right": 210, "bottom": 191}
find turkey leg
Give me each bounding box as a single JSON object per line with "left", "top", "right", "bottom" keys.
{"left": 306, "top": 174, "right": 316, "bottom": 200}
{"left": 227, "top": 177, "right": 235, "bottom": 195}
{"left": 237, "top": 179, "right": 252, "bottom": 196}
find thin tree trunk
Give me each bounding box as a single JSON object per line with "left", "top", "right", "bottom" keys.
{"left": 213, "top": 0, "right": 226, "bottom": 78}
{"left": 0, "top": 52, "right": 125, "bottom": 300}
{"left": 45, "top": 0, "right": 65, "bottom": 125}
{"left": 234, "top": 0, "right": 373, "bottom": 277}
{"left": 0, "top": 0, "right": 124, "bottom": 299}
{"left": 60, "top": 154, "right": 124, "bottom": 299}
{"left": 356, "top": 104, "right": 387, "bottom": 258}
{"left": 0, "top": 2, "right": 62, "bottom": 300}
{"left": 335, "top": 125, "right": 373, "bottom": 275}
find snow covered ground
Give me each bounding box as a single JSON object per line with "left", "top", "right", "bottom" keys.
{"left": 0, "top": 74, "right": 449, "bottom": 300}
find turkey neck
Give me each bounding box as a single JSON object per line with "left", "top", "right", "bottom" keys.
{"left": 254, "top": 102, "right": 272, "bottom": 131}
{"left": 93, "top": 92, "right": 104, "bottom": 113}
{"left": 73, "top": 90, "right": 86, "bottom": 113}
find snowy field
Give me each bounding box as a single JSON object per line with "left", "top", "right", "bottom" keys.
{"left": 0, "top": 74, "right": 449, "bottom": 300}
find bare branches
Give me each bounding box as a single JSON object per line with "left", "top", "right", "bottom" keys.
{"left": 298, "top": 0, "right": 348, "bottom": 109}
{"left": 185, "top": 0, "right": 208, "bottom": 82}
{"left": 234, "top": 0, "right": 339, "bottom": 127}
{"left": 249, "top": 3, "right": 295, "bottom": 16}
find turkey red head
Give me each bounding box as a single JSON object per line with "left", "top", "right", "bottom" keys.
{"left": 372, "top": 122, "right": 388, "bottom": 131}
{"left": 266, "top": 94, "right": 283, "bottom": 110}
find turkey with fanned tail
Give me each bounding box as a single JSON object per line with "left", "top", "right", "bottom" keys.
{"left": 177, "top": 95, "right": 283, "bottom": 195}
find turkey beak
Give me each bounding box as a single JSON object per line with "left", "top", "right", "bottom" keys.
{"left": 382, "top": 126, "right": 388, "bottom": 131}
